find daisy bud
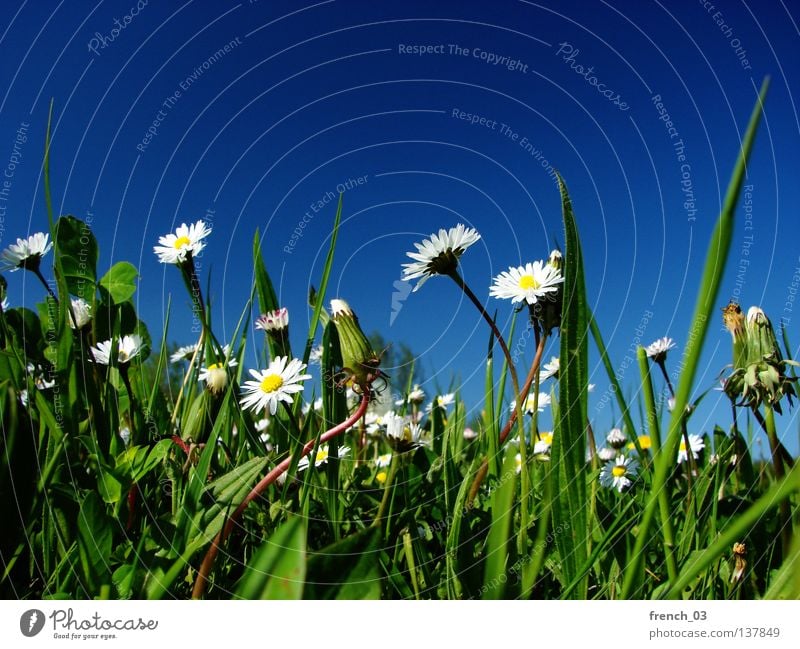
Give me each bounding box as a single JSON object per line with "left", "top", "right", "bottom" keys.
{"left": 745, "top": 306, "right": 780, "bottom": 364}
{"left": 255, "top": 307, "right": 289, "bottom": 334}
{"left": 68, "top": 297, "right": 92, "bottom": 330}
{"left": 597, "top": 446, "right": 617, "bottom": 462}
{"left": 546, "top": 249, "right": 562, "bottom": 271}
{"left": 606, "top": 427, "right": 627, "bottom": 449}
{"left": 330, "top": 298, "right": 381, "bottom": 389}
{"left": 731, "top": 542, "right": 747, "bottom": 584}
{"left": 204, "top": 365, "right": 229, "bottom": 395}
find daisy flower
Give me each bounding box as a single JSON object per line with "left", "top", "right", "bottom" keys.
{"left": 515, "top": 453, "right": 523, "bottom": 474}
{"left": 512, "top": 391, "right": 552, "bottom": 415}
{"left": 606, "top": 428, "right": 627, "bottom": 449}
{"left": 255, "top": 307, "right": 289, "bottom": 333}
{"left": 395, "top": 384, "right": 426, "bottom": 407}
{"left": 68, "top": 297, "right": 92, "bottom": 329}
{"left": 119, "top": 427, "right": 131, "bottom": 446}
{"left": 600, "top": 454, "right": 639, "bottom": 493}
{"left": 170, "top": 343, "right": 199, "bottom": 364}
{"left": 297, "top": 444, "right": 350, "bottom": 471}
{"left": 628, "top": 435, "right": 652, "bottom": 452}
{"left": 384, "top": 411, "right": 424, "bottom": 451}
{"left": 489, "top": 260, "right": 563, "bottom": 305}
{"left": 677, "top": 434, "right": 705, "bottom": 465}
{"left": 597, "top": 446, "right": 617, "bottom": 462}
{"left": 90, "top": 335, "right": 144, "bottom": 365}
{"left": 376, "top": 453, "right": 393, "bottom": 468}
{"left": 425, "top": 393, "right": 455, "bottom": 413}
{"left": 302, "top": 397, "right": 324, "bottom": 415}
{"left": 198, "top": 347, "right": 238, "bottom": 395}
{"left": 401, "top": 224, "right": 481, "bottom": 290}
{"left": 463, "top": 427, "right": 478, "bottom": 441}
{"left": 239, "top": 356, "right": 311, "bottom": 415}
{"left": 540, "top": 356, "right": 560, "bottom": 381}
{"left": 153, "top": 220, "right": 210, "bottom": 264}
{"left": 27, "top": 363, "right": 55, "bottom": 390}
{"left": 645, "top": 337, "right": 676, "bottom": 363}
{"left": 533, "top": 431, "right": 553, "bottom": 455}
{"left": 1, "top": 232, "right": 53, "bottom": 272}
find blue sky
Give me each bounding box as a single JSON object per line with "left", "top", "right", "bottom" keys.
{"left": 2, "top": 0, "right": 799, "bottom": 453}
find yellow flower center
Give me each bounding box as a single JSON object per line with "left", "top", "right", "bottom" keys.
{"left": 518, "top": 274, "right": 540, "bottom": 291}
{"left": 260, "top": 374, "right": 284, "bottom": 393}
{"left": 315, "top": 448, "right": 329, "bottom": 464}
{"left": 207, "top": 362, "right": 222, "bottom": 371}
{"left": 376, "top": 471, "right": 387, "bottom": 484}
{"left": 540, "top": 432, "right": 553, "bottom": 445}
{"left": 629, "top": 435, "right": 652, "bottom": 451}
{"left": 174, "top": 235, "right": 191, "bottom": 249}
{"left": 611, "top": 465, "right": 627, "bottom": 478}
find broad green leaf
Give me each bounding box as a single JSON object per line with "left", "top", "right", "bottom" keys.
{"left": 235, "top": 516, "right": 306, "bottom": 599}
{"left": 54, "top": 215, "right": 98, "bottom": 301}
{"left": 99, "top": 262, "right": 138, "bottom": 304}
{"left": 482, "top": 447, "right": 518, "bottom": 599}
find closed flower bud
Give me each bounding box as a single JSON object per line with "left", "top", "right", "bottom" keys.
{"left": 722, "top": 301, "right": 747, "bottom": 370}
{"left": 330, "top": 299, "right": 382, "bottom": 390}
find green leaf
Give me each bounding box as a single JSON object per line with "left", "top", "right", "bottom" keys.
{"left": 551, "top": 172, "right": 589, "bottom": 598}
{"left": 99, "top": 262, "right": 138, "bottom": 304}
{"left": 624, "top": 78, "right": 770, "bottom": 599}
{"left": 234, "top": 516, "right": 307, "bottom": 599}
{"left": 77, "top": 491, "right": 113, "bottom": 592}
{"left": 482, "top": 447, "right": 518, "bottom": 599}
{"left": 54, "top": 215, "right": 98, "bottom": 301}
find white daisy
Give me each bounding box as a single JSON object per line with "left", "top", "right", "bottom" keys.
{"left": 540, "top": 356, "right": 560, "bottom": 381}
{"left": 68, "top": 297, "right": 92, "bottom": 329}
{"left": 1, "top": 232, "right": 53, "bottom": 271}
{"left": 597, "top": 446, "right": 617, "bottom": 462}
{"left": 255, "top": 307, "right": 289, "bottom": 333}
{"left": 297, "top": 444, "right": 350, "bottom": 471}
{"left": 515, "top": 453, "right": 523, "bottom": 474}
{"left": 463, "top": 427, "right": 478, "bottom": 441}
{"left": 119, "top": 427, "right": 131, "bottom": 446}
{"left": 254, "top": 418, "right": 270, "bottom": 433}
{"left": 170, "top": 344, "right": 199, "bottom": 364}
{"left": 512, "top": 391, "right": 552, "bottom": 415}
{"left": 27, "top": 363, "right": 55, "bottom": 390}
{"left": 677, "top": 434, "right": 705, "bottom": 465}
{"left": 153, "top": 220, "right": 211, "bottom": 264}
{"left": 599, "top": 454, "right": 639, "bottom": 493}
{"left": 384, "top": 411, "right": 424, "bottom": 451}
{"left": 606, "top": 428, "right": 627, "bottom": 449}
{"left": 90, "top": 335, "right": 144, "bottom": 365}
{"left": 425, "top": 393, "right": 455, "bottom": 413}
{"left": 547, "top": 249, "right": 562, "bottom": 268}
{"left": 645, "top": 337, "right": 676, "bottom": 363}
{"left": 239, "top": 356, "right": 311, "bottom": 415}
{"left": 533, "top": 431, "right": 553, "bottom": 455}
{"left": 401, "top": 224, "right": 481, "bottom": 290}
{"left": 489, "top": 260, "right": 563, "bottom": 305}
{"left": 302, "top": 397, "right": 324, "bottom": 414}
{"left": 198, "top": 345, "right": 238, "bottom": 394}
{"left": 376, "top": 452, "right": 393, "bottom": 468}
{"left": 395, "top": 384, "right": 426, "bottom": 407}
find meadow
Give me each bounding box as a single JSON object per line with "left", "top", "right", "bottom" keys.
{"left": 1, "top": 79, "right": 798, "bottom": 601}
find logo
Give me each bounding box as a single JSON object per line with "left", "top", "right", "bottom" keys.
{"left": 20, "top": 609, "right": 45, "bottom": 637}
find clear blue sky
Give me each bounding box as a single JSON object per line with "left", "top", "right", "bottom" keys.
{"left": 2, "top": 1, "right": 799, "bottom": 453}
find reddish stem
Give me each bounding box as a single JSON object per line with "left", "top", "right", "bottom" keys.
{"left": 171, "top": 435, "right": 191, "bottom": 456}
{"left": 191, "top": 390, "right": 371, "bottom": 598}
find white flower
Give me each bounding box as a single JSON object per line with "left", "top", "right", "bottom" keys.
{"left": 1, "top": 297, "right": 8, "bottom": 310}
{"left": 401, "top": 224, "right": 481, "bottom": 290}
{"left": 1, "top": 232, "right": 53, "bottom": 271}
{"left": 677, "top": 434, "right": 705, "bottom": 465}
{"left": 395, "top": 384, "right": 426, "bottom": 407}
{"left": 645, "top": 337, "right": 676, "bottom": 362}
{"left": 254, "top": 418, "right": 270, "bottom": 433}
{"left": 384, "top": 411, "right": 423, "bottom": 451}
{"left": 463, "top": 427, "right": 478, "bottom": 441}
{"left": 425, "top": 393, "right": 455, "bottom": 413}
{"left": 297, "top": 444, "right": 350, "bottom": 471}
{"left": 255, "top": 307, "right": 289, "bottom": 333}
{"left": 198, "top": 345, "right": 238, "bottom": 394}
{"left": 512, "top": 391, "right": 552, "bottom": 415}
{"left": 515, "top": 453, "right": 523, "bottom": 474}
{"left": 119, "top": 427, "right": 131, "bottom": 446}
{"left": 606, "top": 428, "right": 627, "bottom": 449}
{"left": 376, "top": 452, "right": 393, "bottom": 468}
{"left": 90, "top": 335, "right": 144, "bottom": 365}
{"left": 239, "top": 356, "right": 311, "bottom": 415}
{"left": 540, "top": 356, "right": 560, "bottom": 381}
{"left": 302, "top": 397, "right": 323, "bottom": 414}
{"left": 533, "top": 431, "right": 553, "bottom": 455}
{"left": 153, "top": 220, "right": 211, "bottom": 264}
{"left": 68, "top": 297, "right": 92, "bottom": 329}
{"left": 27, "top": 363, "right": 55, "bottom": 390}
{"left": 489, "top": 260, "right": 563, "bottom": 305}
{"left": 170, "top": 344, "right": 199, "bottom": 363}
{"left": 600, "top": 454, "right": 639, "bottom": 493}
{"left": 587, "top": 383, "right": 595, "bottom": 393}
{"left": 597, "top": 446, "right": 617, "bottom": 462}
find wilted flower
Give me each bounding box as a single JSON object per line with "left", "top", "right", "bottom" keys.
{"left": 401, "top": 224, "right": 481, "bottom": 290}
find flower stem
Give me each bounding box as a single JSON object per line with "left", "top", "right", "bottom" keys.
{"left": 192, "top": 389, "right": 371, "bottom": 598}
{"left": 763, "top": 404, "right": 792, "bottom": 554}
{"left": 372, "top": 453, "right": 400, "bottom": 532}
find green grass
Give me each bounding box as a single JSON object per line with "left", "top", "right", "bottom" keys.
{"left": 0, "top": 81, "right": 797, "bottom": 600}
